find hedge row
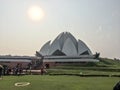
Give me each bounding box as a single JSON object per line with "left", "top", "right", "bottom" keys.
{"left": 49, "top": 73, "right": 120, "bottom": 77}
{"left": 54, "top": 67, "right": 120, "bottom": 72}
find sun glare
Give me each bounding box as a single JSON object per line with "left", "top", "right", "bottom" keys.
{"left": 28, "top": 6, "right": 44, "bottom": 21}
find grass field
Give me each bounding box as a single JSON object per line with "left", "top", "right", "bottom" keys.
{"left": 0, "top": 75, "right": 119, "bottom": 90}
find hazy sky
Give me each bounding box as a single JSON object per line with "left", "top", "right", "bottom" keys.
{"left": 0, "top": 0, "right": 120, "bottom": 59}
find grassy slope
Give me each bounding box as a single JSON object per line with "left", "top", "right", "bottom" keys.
{"left": 47, "top": 58, "right": 120, "bottom": 75}
{"left": 53, "top": 58, "right": 120, "bottom": 68}
{"left": 0, "top": 75, "right": 119, "bottom": 90}
{"left": 95, "top": 58, "right": 120, "bottom": 68}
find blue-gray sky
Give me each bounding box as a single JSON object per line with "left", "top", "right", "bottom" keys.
{"left": 0, "top": 0, "right": 120, "bottom": 59}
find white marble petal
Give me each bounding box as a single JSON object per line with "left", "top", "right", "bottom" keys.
{"left": 39, "top": 40, "right": 51, "bottom": 56}
{"left": 62, "top": 38, "right": 77, "bottom": 56}
{"left": 78, "top": 39, "right": 92, "bottom": 55}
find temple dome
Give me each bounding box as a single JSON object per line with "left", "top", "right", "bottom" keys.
{"left": 39, "top": 32, "right": 92, "bottom": 56}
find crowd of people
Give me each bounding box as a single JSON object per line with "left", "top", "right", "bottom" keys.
{"left": 0, "top": 63, "right": 47, "bottom": 78}
{"left": 0, "top": 63, "right": 23, "bottom": 76}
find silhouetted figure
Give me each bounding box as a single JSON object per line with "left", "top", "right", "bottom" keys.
{"left": 6, "top": 68, "right": 11, "bottom": 75}
{"left": 26, "top": 63, "right": 32, "bottom": 74}
{"left": 45, "top": 64, "right": 49, "bottom": 69}
{"left": 15, "top": 63, "right": 20, "bottom": 75}
{"left": 3, "top": 65, "right": 7, "bottom": 75}
{"left": 40, "top": 66, "right": 44, "bottom": 75}
{"left": 12, "top": 67, "right": 16, "bottom": 75}
{"left": 18, "top": 67, "right": 23, "bottom": 75}
{"left": 0, "top": 66, "right": 3, "bottom": 77}
{"left": 15, "top": 67, "right": 18, "bottom": 75}
{"left": 113, "top": 81, "right": 120, "bottom": 90}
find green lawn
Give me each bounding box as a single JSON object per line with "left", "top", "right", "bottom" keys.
{"left": 0, "top": 75, "right": 119, "bottom": 90}
{"left": 0, "top": 58, "right": 119, "bottom": 90}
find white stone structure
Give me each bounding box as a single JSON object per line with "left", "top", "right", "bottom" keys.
{"left": 39, "top": 32, "right": 92, "bottom": 56}
{"left": 37, "top": 32, "right": 99, "bottom": 63}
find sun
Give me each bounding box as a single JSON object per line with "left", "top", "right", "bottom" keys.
{"left": 28, "top": 6, "right": 44, "bottom": 21}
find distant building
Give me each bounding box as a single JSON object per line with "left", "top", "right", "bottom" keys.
{"left": 0, "top": 55, "right": 42, "bottom": 69}
{"left": 36, "top": 32, "right": 99, "bottom": 68}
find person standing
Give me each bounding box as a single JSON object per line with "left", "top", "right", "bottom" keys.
{"left": 0, "top": 65, "right": 3, "bottom": 78}
{"left": 41, "top": 67, "right": 44, "bottom": 75}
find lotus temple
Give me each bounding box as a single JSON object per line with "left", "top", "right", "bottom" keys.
{"left": 36, "top": 32, "right": 100, "bottom": 68}
{"left": 0, "top": 32, "right": 99, "bottom": 68}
